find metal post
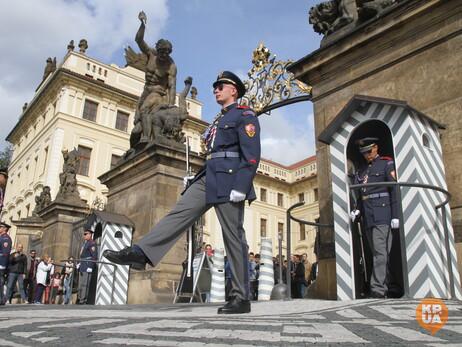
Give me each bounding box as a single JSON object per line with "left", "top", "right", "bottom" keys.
{"left": 286, "top": 208, "right": 292, "bottom": 300}
{"left": 442, "top": 207, "right": 456, "bottom": 298}
{"left": 278, "top": 232, "right": 283, "bottom": 285}
{"left": 395, "top": 183, "right": 410, "bottom": 298}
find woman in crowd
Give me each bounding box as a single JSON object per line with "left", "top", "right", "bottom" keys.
{"left": 33, "top": 255, "right": 53, "bottom": 304}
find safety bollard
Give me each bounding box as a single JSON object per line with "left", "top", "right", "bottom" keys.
{"left": 258, "top": 238, "right": 274, "bottom": 301}
{"left": 209, "top": 248, "right": 225, "bottom": 302}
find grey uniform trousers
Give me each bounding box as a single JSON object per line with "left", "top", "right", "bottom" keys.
{"left": 365, "top": 224, "right": 392, "bottom": 296}
{"left": 138, "top": 176, "right": 250, "bottom": 301}
{"left": 78, "top": 271, "right": 92, "bottom": 304}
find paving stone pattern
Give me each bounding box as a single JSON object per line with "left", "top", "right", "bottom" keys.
{"left": 0, "top": 299, "right": 461, "bottom": 346}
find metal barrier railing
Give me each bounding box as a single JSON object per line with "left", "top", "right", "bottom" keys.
{"left": 285, "top": 202, "right": 333, "bottom": 300}
{"left": 286, "top": 180, "right": 455, "bottom": 299}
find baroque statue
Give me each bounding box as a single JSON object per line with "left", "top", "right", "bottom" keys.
{"left": 55, "top": 149, "right": 81, "bottom": 202}
{"left": 43, "top": 57, "right": 57, "bottom": 80}
{"left": 79, "top": 39, "right": 88, "bottom": 53}
{"left": 124, "top": 11, "right": 192, "bottom": 151}
{"left": 309, "top": 0, "right": 399, "bottom": 37}
{"left": 32, "top": 186, "right": 51, "bottom": 216}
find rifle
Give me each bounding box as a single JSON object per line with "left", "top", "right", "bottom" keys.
{"left": 185, "top": 138, "right": 193, "bottom": 278}
{"left": 348, "top": 170, "right": 368, "bottom": 293}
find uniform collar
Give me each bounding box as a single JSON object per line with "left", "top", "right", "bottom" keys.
{"left": 221, "top": 102, "right": 237, "bottom": 114}
{"left": 368, "top": 155, "right": 380, "bottom": 164}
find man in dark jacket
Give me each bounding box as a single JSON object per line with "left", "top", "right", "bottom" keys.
{"left": 6, "top": 244, "right": 28, "bottom": 304}
{"left": 0, "top": 222, "right": 12, "bottom": 305}
{"left": 351, "top": 137, "right": 398, "bottom": 298}
{"left": 25, "top": 249, "right": 38, "bottom": 303}
{"left": 77, "top": 229, "right": 98, "bottom": 304}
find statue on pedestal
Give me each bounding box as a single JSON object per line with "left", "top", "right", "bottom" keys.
{"left": 43, "top": 57, "right": 57, "bottom": 80}
{"left": 32, "top": 186, "right": 52, "bottom": 216}
{"left": 55, "top": 149, "right": 82, "bottom": 203}
{"left": 124, "top": 11, "right": 192, "bottom": 151}
{"left": 309, "top": 0, "right": 399, "bottom": 36}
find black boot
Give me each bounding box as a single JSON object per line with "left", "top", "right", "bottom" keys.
{"left": 103, "top": 246, "right": 147, "bottom": 270}
{"left": 217, "top": 297, "right": 251, "bottom": 314}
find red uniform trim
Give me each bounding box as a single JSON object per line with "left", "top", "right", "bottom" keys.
{"left": 380, "top": 156, "right": 393, "bottom": 161}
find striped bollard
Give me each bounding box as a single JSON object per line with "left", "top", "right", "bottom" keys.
{"left": 258, "top": 238, "right": 274, "bottom": 301}
{"left": 209, "top": 248, "right": 225, "bottom": 302}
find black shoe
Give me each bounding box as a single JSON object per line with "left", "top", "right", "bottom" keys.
{"left": 217, "top": 298, "right": 251, "bottom": 314}
{"left": 103, "top": 246, "right": 147, "bottom": 270}
{"left": 219, "top": 296, "right": 236, "bottom": 310}
{"left": 369, "top": 291, "right": 386, "bottom": 299}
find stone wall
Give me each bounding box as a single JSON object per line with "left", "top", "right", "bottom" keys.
{"left": 289, "top": 0, "right": 462, "bottom": 298}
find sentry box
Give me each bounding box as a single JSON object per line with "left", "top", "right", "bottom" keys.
{"left": 318, "top": 95, "right": 462, "bottom": 300}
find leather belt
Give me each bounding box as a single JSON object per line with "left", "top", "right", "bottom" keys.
{"left": 362, "top": 192, "right": 389, "bottom": 200}
{"left": 206, "top": 151, "right": 239, "bottom": 160}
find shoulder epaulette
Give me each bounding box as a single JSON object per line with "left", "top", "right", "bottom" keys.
{"left": 237, "top": 105, "right": 249, "bottom": 109}
{"left": 380, "top": 156, "right": 393, "bottom": 161}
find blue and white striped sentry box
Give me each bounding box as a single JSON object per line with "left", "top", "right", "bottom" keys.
{"left": 319, "top": 95, "right": 462, "bottom": 301}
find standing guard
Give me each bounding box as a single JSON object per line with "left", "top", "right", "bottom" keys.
{"left": 0, "top": 222, "right": 12, "bottom": 305}
{"left": 350, "top": 137, "right": 399, "bottom": 298}
{"left": 77, "top": 229, "right": 98, "bottom": 304}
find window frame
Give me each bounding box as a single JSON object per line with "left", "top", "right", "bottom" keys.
{"left": 77, "top": 145, "right": 92, "bottom": 176}
{"left": 82, "top": 99, "right": 98, "bottom": 122}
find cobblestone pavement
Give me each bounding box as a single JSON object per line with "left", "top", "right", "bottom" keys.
{"left": 0, "top": 299, "right": 461, "bottom": 346}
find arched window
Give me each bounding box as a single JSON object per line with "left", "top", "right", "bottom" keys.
{"left": 422, "top": 133, "right": 431, "bottom": 149}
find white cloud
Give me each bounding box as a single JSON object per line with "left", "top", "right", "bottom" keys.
{"left": 259, "top": 107, "right": 315, "bottom": 166}
{"left": 0, "top": 0, "right": 168, "bottom": 149}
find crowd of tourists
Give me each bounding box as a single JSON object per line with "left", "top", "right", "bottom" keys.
{"left": 0, "top": 244, "right": 76, "bottom": 305}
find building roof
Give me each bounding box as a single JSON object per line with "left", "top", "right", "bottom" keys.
{"left": 87, "top": 211, "right": 135, "bottom": 229}
{"left": 318, "top": 95, "right": 445, "bottom": 145}
{"left": 286, "top": 155, "right": 316, "bottom": 170}
{"left": 261, "top": 155, "right": 316, "bottom": 170}
{"left": 6, "top": 67, "right": 140, "bottom": 142}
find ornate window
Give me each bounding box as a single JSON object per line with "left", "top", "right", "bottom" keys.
{"left": 77, "top": 146, "right": 92, "bottom": 176}
{"left": 82, "top": 99, "right": 98, "bottom": 122}
{"left": 260, "top": 218, "right": 267, "bottom": 237}
{"left": 277, "top": 193, "right": 284, "bottom": 207}
{"left": 299, "top": 223, "right": 306, "bottom": 241}
{"left": 260, "top": 188, "right": 267, "bottom": 202}
{"left": 115, "top": 110, "right": 129, "bottom": 132}
{"left": 278, "top": 222, "right": 284, "bottom": 235}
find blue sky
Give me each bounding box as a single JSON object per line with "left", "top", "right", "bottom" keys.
{"left": 0, "top": 0, "right": 324, "bottom": 165}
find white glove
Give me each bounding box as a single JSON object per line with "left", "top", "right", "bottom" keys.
{"left": 86, "top": 268, "right": 93, "bottom": 273}
{"left": 183, "top": 175, "right": 195, "bottom": 188}
{"left": 230, "top": 190, "right": 246, "bottom": 202}
{"left": 391, "top": 219, "right": 399, "bottom": 229}
{"left": 350, "top": 210, "right": 360, "bottom": 223}
{"left": 76, "top": 263, "right": 81, "bottom": 269}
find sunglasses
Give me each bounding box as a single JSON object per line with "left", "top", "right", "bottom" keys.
{"left": 214, "top": 83, "right": 235, "bottom": 91}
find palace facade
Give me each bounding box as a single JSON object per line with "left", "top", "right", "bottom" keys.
{"left": 2, "top": 47, "right": 318, "bottom": 259}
